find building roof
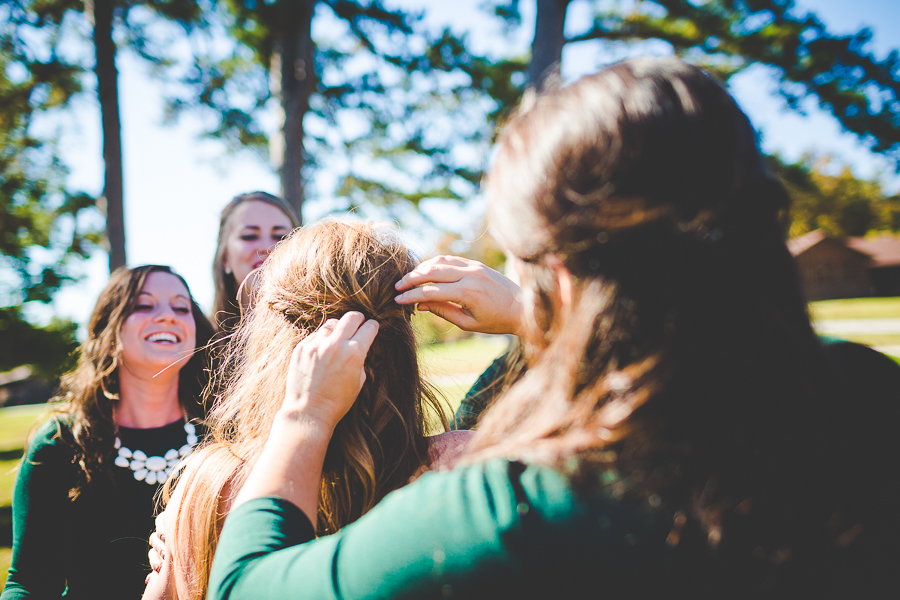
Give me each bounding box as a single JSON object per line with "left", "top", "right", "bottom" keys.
{"left": 787, "top": 229, "right": 900, "bottom": 267}
{"left": 786, "top": 229, "right": 827, "bottom": 256}
{"left": 848, "top": 236, "right": 900, "bottom": 267}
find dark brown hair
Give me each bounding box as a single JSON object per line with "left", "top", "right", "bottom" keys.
{"left": 471, "top": 57, "right": 867, "bottom": 571}
{"left": 211, "top": 192, "right": 300, "bottom": 331}
{"left": 50, "top": 265, "right": 214, "bottom": 498}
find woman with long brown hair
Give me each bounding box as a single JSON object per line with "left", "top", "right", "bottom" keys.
{"left": 204, "top": 57, "right": 899, "bottom": 599}
{"left": 143, "top": 221, "right": 468, "bottom": 600}
{"left": 1, "top": 266, "right": 214, "bottom": 600}
{"left": 211, "top": 192, "right": 299, "bottom": 332}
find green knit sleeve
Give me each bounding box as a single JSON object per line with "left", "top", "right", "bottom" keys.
{"left": 1, "top": 419, "right": 72, "bottom": 599}
{"left": 208, "top": 460, "right": 601, "bottom": 600}
{"left": 453, "top": 352, "right": 510, "bottom": 430}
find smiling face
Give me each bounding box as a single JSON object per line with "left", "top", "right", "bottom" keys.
{"left": 223, "top": 200, "right": 293, "bottom": 288}
{"left": 120, "top": 271, "right": 197, "bottom": 374}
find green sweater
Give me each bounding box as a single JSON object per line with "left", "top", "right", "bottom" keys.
{"left": 2, "top": 417, "right": 198, "bottom": 600}
{"left": 209, "top": 339, "right": 900, "bottom": 600}
{"left": 454, "top": 338, "right": 900, "bottom": 430}
{"left": 210, "top": 459, "right": 654, "bottom": 600}
{"left": 209, "top": 454, "right": 897, "bottom": 600}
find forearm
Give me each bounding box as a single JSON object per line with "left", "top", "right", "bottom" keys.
{"left": 208, "top": 460, "right": 541, "bottom": 600}
{"left": 231, "top": 412, "right": 333, "bottom": 519}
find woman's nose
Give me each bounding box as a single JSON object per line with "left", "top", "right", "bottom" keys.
{"left": 258, "top": 241, "right": 276, "bottom": 258}
{"left": 154, "top": 305, "right": 178, "bottom": 322}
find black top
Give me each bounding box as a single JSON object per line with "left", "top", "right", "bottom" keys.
{"left": 2, "top": 417, "right": 202, "bottom": 600}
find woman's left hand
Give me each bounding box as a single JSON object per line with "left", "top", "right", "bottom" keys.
{"left": 142, "top": 513, "right": 174, "bottom": 600}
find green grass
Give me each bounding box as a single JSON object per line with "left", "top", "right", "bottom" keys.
{"left": 0, "top": 406, "right": 45, "bottom": 587}
{"left": 0, "top": 548, "right": 10, "bottom": 588}
{"left": 807, "top": 297, "right": 900, "bottom": 360}
{"left": 0, "top": 405, "right": 47, "bottom": 455}
{"left": 825, "top": 333, "right": 900, "bottom": 348}
{"left": 418, "top": 335, "right": 509, "bottom": 378}
{"left": 809, "top": 297, "right": 900, "bottom": 321}
{"left": 0, "top": 458, "right": 19, "bottom": 508}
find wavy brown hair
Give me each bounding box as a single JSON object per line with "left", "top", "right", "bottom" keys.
{"left": 467, "top": 57, "right": 880, "bottom": 585}
{"left": 165, "top": 221, "right": 450, "bottom": 600}
{"left": 47, "top": 265, "right": 214, "bottom": 499}
{"left": 211, "top": 191, "right": 300, "bottom": 332}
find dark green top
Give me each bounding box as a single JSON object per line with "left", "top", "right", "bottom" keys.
{"left": 210, "top": 459, "right": 656, "bottom": 600}
{"left": 209, "top": 452, "right": 897, "bottom": 600}
{"left": 455, "top": 338, "right": 900, "bottom": 430}
{"left": 209, "top": 339, "right": 900, "bottom": 600}
{"left": 1, "top": 417, "right": 198, "bottom": 600}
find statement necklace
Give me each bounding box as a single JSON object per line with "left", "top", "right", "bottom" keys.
{"left": 113, "top": 420, "right": 199, "bottom": 485}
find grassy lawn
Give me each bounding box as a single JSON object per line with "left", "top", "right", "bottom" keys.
{"left": 808, "top": 297, "right": 900, "bottom": 320}
{"left": 0, "top": 405, "right": 48, "bottom": 455}
{"left": 418, "top": 335, "right": 510, "bottom": 378}
{"left": 0, "top": 336, "right": 508, "bottom": 586}
{"left": 809, "top": 298, "right": 900, "bottom": 360}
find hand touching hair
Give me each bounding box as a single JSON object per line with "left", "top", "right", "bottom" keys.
{"left": 162, "top": 221, "right": 449, "bottom": 600}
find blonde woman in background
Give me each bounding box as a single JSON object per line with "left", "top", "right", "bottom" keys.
{"left": 143, "top": 221, "right": 472, "bottom": 600}
{"left": 211, "top": 192, "right": 300, "bottom": 332}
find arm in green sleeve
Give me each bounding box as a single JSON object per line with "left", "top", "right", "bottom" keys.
{"left": 453, "top": 352, "right": 509, "bottom": 430}
{"left": 209, "top": 460, "right": 572, "bottom": 600}
{"left": 1, "top": 420, "right": 71, "bottom": 599}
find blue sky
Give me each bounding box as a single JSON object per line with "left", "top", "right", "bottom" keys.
{"left": 28, "top": 0, "right": 900, "bottom": 331}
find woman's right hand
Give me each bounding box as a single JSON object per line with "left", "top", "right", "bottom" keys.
{"left": 279, "top": 311, "right": 380, "bottom": 432}
{"left": 232, "top": 312, "right": 379, "bottom": 517}
{"left": 394, "top": 256, "right": 525, "bottom": 337}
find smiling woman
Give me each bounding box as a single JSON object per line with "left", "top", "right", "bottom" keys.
{"left": 0, "top": 265, "right": 214, "bottom": 600}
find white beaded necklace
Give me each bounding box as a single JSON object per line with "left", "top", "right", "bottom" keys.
{"left": 113, "top": 421, "right": 199, "bottom": 485}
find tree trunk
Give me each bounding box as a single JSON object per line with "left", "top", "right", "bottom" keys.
{"left": 529, "top": 0, "right": 572, "bottom": 88}
{"left": 274, "top": 1, "right": 316, "bottom": 221}
{"left": 92, "top": 0, "right": 127, "bottom": 271}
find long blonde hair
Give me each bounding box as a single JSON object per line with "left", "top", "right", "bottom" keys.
{"left": 166, "top": 220, "right": 449, "bottom": 600}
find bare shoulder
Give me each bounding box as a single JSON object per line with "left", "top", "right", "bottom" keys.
{"left": 426, "top": 430, "right": 476, "bottom": 471}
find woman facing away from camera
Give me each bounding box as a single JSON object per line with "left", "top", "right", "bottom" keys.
{"left": 204, "top": 57, "right": 899, "bottom": 599}
{"left": 1, "top": 266, "right": 214, "bottom": 600}
{"left": 142, "top": 221, "right": 471, "bottom": 600}
{"left": 211, "top": 192, "right": 299, "bottom": 332}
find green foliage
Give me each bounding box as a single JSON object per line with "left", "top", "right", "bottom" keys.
{"left": 163, "top": 1, "right": 523, "bottom": 220}
{"left": 0, "top": 306, "right": 78, "bottom": 378}
{"left": 1, "top": 3, "right": 101, "bottom": 305}
{"left": 773, "top": 156, "right": 899, "bottom": 238}
{"left": 483, "top": 0, "right": 900, "bottom": 169}
{"left": 0, "top": 2, "right": 102, "bottom": 377}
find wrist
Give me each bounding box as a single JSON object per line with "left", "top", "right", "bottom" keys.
{"left": 271, "top": 408, "right": 336, "bottom": 443}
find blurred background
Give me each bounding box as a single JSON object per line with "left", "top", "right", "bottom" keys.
{"left": 2, "top": 0, "right": 900, "bottom": 579}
